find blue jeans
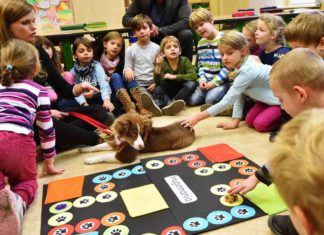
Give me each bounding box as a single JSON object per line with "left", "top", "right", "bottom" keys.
{"left": 110, "top": 73, "right": 138, "bottom": 91}
{"left": 188, "top": 82, "right": 230, "bottom": 106}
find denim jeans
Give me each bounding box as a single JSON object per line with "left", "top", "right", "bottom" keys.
{"left": 110, "top": 73, "right": 138, "bottom": 90}
{"left": 188, "top": 82, "right": 230, "bottom": 106}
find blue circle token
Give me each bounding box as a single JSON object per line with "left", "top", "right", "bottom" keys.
{"left": 112, "top": 169, "right": 132, "bottom": 179}
{"left": 230, "top": 205, "right": 256, "bottom": 219}
{"left": 92, "top": 174, "right": 112, "bottom": 184}
{"left": 183, "top": 217, "right": 208, "bottom": 231}
{"left": 131, "top": 165, "right": 146, "bottom": 175}
{"left": 207, "top": 211, "right": 232, "bottom": 225}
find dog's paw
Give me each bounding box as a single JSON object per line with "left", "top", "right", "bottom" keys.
{"left": 84, "top": 157, "right": 98, "bottom": 165}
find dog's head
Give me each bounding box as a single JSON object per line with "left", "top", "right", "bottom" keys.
{"left": 112, "top": 113, "right": 152, "bottom": 151}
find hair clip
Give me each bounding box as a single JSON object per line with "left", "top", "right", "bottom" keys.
{"left": 6, "top": 64, "right": 13, "bottom": 70}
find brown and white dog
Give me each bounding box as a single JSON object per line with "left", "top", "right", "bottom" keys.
{"left": 82, "top": 113, "right": 195, "bottom": 164}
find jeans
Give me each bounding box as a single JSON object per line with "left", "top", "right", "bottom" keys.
{"left": 110, "top": 73, "right": 138, "bottom": 90}
{"left": 188, "top": 82, "right": 230, "bottom": 106}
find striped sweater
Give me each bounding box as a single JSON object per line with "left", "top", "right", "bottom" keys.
{"left": 0, "top": 79, "right": 56, "bottom": 159}
{"left": 197, "top": 32, "right": 228, "bottom": 86}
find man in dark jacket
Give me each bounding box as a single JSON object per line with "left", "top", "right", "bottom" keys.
{"left": 122, "top": 0, "right": 193, "bottom": 60}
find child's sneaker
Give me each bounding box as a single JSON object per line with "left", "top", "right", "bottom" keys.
{"left": 141, "top": 93, "right": 162, "bottom": 117}
{"left": 200, "top": 104, "right": 212, "bottom": 112}
{"left": 162, "top": 100, "right": 185, "bottom": 115}
{"left": 0, "top": 189, "right": 26, "bottom": 235}
{"left": 200, "top": 104, "right": 232, "bottom": 116}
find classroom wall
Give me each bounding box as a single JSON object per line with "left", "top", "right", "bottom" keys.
{"left": 72, "top": 0, "right": 125, "bottom": 27}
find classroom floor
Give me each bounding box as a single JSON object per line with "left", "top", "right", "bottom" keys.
{"left": 22, "top": 106, "right": 282, "bottom": 235}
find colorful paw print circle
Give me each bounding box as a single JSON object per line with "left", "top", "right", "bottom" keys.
{"left": 161, "top": 226, "right": 186, "bottom": 235}
{"left": 229, "top": 159, "right": 249, "bottom": 168}
{"left": 188, "top": 160, "right": 206, "bottom": 169}
{"left": 103, "top": 225, "right": 129, "bottom": 235}
{"left": 92, "top": 174, "right": 112, "bottom": 184}
{"left": 181, "top": 153, "right": 199, "bottom": 161}
{"left": 183, "top": 217, "right": 209, "bottom": 232}
{"left": 207, "top": 211, "right": 233, "bottom": 225}
{"left": 94, "top": 182, "right": 116, "bottom": 193}
{"left": 230, "top": 205, "right": 256, "bottom": 219}
{"left": 238, "top": 166, "right": 258, "bottom": 176}
{"left": 96, "top": 191, "right": 118, "bottom": 203}
{"left": 75, "top": 218, "right": 100, "bottom": 233}
{"left": 212, "top": 163, "right": 231, "bottom": 172}
{"left": 49, "top": 201, "right": 72, "bottom": 214}
{"left": 101, "top": 212, "right": 126, "bottom": 227}
{"left": 73, "top": 196, "right": 96, "bottom": 208}
{"left": 131, "top": 165, "right": 146, "bottom": 175}
{"left": 195, "top": 166, "right": 214, "bottom": 176}
{"left": 229, "top": 178, "right": 245, "bottom": 188}
{"left": 210, "top": 184, "right": 231, "bottom": 196}
{"left": 48, "top": 212, "right": 73, "bottom": 227}
{"left": 113, "top": 169, "right": 132, "bottom": 179}
{"left": 164, "top": 157, "right": 182, "bottom": 166}
{"left": 146, "top": 160, "right": 164, "bottom": 170}
{"left": 48, "top": 224, "right": 74, "bottom": 235}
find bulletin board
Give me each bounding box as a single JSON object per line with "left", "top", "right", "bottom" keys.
{"left": 28, "top": 0, "right": 74, "bottom": 32}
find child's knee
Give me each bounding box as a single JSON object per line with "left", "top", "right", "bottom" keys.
{"left": 253, "top": 120, "right": 271, "bottom": 132}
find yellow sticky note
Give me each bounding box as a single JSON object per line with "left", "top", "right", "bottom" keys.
{"left": 120, "top": 184, "right": 169, "bottom": 218}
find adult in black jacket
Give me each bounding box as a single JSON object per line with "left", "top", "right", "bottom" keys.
{"left": 122, "top": 0, "right": 193, "bottom": 60}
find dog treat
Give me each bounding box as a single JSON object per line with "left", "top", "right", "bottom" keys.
{"left": 224, "top": 194, "right": 238, "bottom": 203}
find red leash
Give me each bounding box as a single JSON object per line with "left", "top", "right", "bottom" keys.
{"left": 68, "top": 111, "right": 113, "bottom": 135}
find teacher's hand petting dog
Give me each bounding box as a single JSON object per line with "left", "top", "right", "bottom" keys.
{"left": 180, "top": 111, "right": 210, "bottom": 131}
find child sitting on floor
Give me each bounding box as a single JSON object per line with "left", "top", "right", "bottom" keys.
{"left": 181, "top": 31, "right": 281, "bottom": 132}
{"left": 188, "top": 8, "right": 230, "bottom": 110}
{"left": 123, "top": 14, "right": 161, "bottom": 116}
{"left": 141, "top": 36, "right": 197, "bottom": 116}
{"left": 242, "top": 20, "right": 263, "bottom": 56}
{"left": 0, "top": 39, "right": 64, "bottom": 234}
{"left": 34, "top": 36, "right": 74, "bottom": 103}
{"left": 71, "top": 37, "right": 115, "bottom": 113}
{"left": 255, "top": 13, "right": 290, "bottom": 65}
{"left": 100, "top": 31, "right": 146, "bottom": 115}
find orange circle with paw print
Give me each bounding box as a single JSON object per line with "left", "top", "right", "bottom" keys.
{"left": 238, "top": 166, "right": 258, "bottom": 176}
{"left": 229, "top": 178, "right": 245, "bottom": 188}
{"left": 101, "top": 212, "right": 126, "bottom": 227}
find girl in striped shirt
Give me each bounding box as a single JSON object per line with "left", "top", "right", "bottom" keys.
{"left": 0, "top": 39, "right": 64, "bottom": 234}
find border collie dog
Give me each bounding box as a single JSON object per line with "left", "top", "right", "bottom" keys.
{"left": 82, "top": 113, "right": 195, "bottom": 164}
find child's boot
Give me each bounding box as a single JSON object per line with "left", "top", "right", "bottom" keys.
{"left": 161, "top": 99, "right": 185, "bottom": 115}
{"left": 116, "top": 88, "right": 136, "bottom": 113}
{"left": 130, "top": 87, "right": 153, "bottom": 116}
{"left": 0, "top": 189, "right": 26, "bottom": 235}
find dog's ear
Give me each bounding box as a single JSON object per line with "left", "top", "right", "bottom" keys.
{"left": 115, "top": 143, "right": 138, "bottom": 163}
{"left": 114, "top": 119, "right": 131, "bottom": 137}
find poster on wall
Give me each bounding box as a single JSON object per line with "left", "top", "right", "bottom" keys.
{"left": 27, "top": 0, "right": 74, "bottom": 32}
